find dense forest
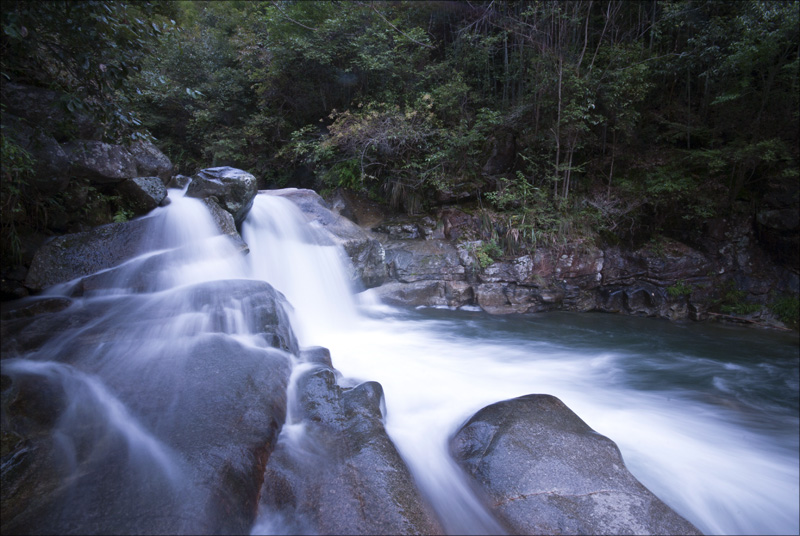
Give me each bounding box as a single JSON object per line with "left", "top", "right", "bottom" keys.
{"left": 2, "top": 0, "right": 798, "bottom": 263}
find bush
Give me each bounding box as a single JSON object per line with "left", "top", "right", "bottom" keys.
{"left": 770, "top": 295, "right": 800, "bottom": 326}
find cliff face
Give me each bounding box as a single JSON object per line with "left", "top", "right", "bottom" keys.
{"left": 322, "top": 191, "right": 799, "bottom": 330}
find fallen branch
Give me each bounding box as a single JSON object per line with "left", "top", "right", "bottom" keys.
{"left": 706, "top": 312, "right": 792, "bottom": 331}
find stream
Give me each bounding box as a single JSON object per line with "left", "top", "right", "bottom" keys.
{"left": 3, "top": 190, "right": 798, "bottom": 535}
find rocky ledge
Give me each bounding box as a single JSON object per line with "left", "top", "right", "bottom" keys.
{"left": 303, "top": 190, "right": 798, "bottom": 329}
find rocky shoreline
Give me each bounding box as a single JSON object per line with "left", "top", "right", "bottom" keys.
{"left": 280, "top": 188, "right": 798, "bottom": 331}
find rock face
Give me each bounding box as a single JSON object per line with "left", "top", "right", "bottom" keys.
{"left": 117, "top": 176, "right": 169, "bottom": 214}
{"left": 257, "top": 347, "right": 443, "bottom": 535}
{"left": 363, "top": 213, "right": 797, "bottom": 324}
{"left": 450, "top": 395, "right": 702, "bottom": 535}
{"left": 1, "top": 280, "right": 296, "bottom": 535}
{"left": 24, "top": 202, "right": 247, "bottom": 292}
{"left": 269, "top": 188, "right": 388, "bottom": 289}
{"left": 186, "top": 167, "right": 258, "bottom": 226}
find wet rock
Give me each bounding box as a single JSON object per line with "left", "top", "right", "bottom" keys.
{"left": 258, "top": 353, "right": 443, "bottom": 535}
{"left": 117, "top": 176, "right": 168, "bottom": 214}
{"left": 186, "top": 167, "right": 258, "bottom": 226}
{"left": 372, "top": 280, "right": 450, "bottom": 308}
{"left": 128, "top": 140, "right": 174, "bottom": 183}
{"left": 384, "top": 240, "right": 464, "bottom": 283}
{"left": 24, "top": 218, "right": 152, "bottom": 290}
{"left": 450, "top": 394, "right": 702, "bottom": 535}
{"left": 24, "top": 198, "right": 247, "bottom": 292}
{"left": 202, "top": 198, "right": 249, "bottom": 252}
{"left": 167, "top": 174, "right": 192, "bottom": 189}
{"left": 62, "top": 140, "right": 139, "bottom": 183}
{"left": 1, "top": 280, "right": 296, "bottom": 535}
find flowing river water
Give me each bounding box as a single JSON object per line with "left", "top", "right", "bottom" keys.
{"left": 4, "top": 189, "right": 798, "bottom": 535}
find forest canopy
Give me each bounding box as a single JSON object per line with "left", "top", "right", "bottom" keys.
{"left": 2, "top": 0, "right": 798, "bottom": 250}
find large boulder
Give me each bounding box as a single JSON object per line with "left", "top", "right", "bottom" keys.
{"left": 269, "top": 188, "right": 388, "bottom": 289}
{"left": 128, "top": 140, "right": 174, "bottom": 183}
{"left": 450, "top": 394, "right": 702, "bottom": 535}
{"left": 24, "top": 218, "right": 152, "bottom": 290}
{"left": 0, "top": 82, "right": 99, "bottom": 141}
{"left": 1, "top": 279, "right": 297, "bottom": 535}
{"left": 62, "top": 140, "right": 139, "bottom": 183}
{"left": 257, "top": 347, "right": 443, "bottom": 535}
{"left": 24, "top": 200, "right": 247, "bottom": 292}
{"left": 117, "top": 176, "right": 168, "bottom": 214}
{"left": 384, "top": 239, "right": 465, "bottom": 284}
{"left": 186, "top": 167, "right": 258, "bottom": 226}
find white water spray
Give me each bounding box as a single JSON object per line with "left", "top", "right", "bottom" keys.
{"left": 237, "top": 191, "right": 798, "bottom": 536}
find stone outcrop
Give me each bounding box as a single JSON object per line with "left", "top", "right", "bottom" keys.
{"left": 450, "top": 394, "right": 702, "bottom": 535}
{"left": 117, "top": 176, "right": 169, "bottom": 214}
{"left": 1, "top": 280, "right": 296, "bottom": 535}
{"left": 186, "top": 167, "right": 258, "bottom": 226}
{"left": 62, "top": 139, "right": 174, "bottom": 185}
{"left": 257, "top": 347, "right": 443, "bottom": 535}
{"left": 755, "top": 178, "right": 800, "bottom": 272}
{"left": 361, "top": 215, "right": 797, "bottom": 324}
{"left": 23, "top": 200, "right": 247, "bottom": 292}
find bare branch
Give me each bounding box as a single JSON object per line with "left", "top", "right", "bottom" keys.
{"left": 270, "top": 1, "right": 317, "bottom": 32}
{"left": 361, "top": 1, "right": 434, "bottom": 48}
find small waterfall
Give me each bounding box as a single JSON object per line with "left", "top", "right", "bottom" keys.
{"left": 3, "top": 187, "right": 797, "bottom": 536}
{"left": 241, "top": 194, "right": 360, "bottom": 345}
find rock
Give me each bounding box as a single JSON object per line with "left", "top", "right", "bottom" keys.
{"left": 755, "top": 178, "right": 800, "bottom": 271}
{"left": 129, "top": 140, "right": 174, "bottom": 183}
{"left": 62, "top": 140, "right": 139, "bottom": 183}
{"left": 450, "top": 394, "right": 702, "bottom": 535}
{"left": 326, "top": 188, "right": 388, "bottom": 228}
{"left": 24, "top": 199, "right": 248, "bottom": 292}
{"left": 167, "top": 174, "right": 192, "bottom": 189}
{"left": 257, "top": 351, "right": 444, "bottom": 535}
{"left": 117, "top": 176, "right": 168, "bottom": 214}
{"left": 186, "top": 167, "right": 258, "bottom": 226}
{"left": 372, "top": 280, "right": 450, "bottom": 308}
{"left": 384, "top": 240, "right": 465, "bottom": 283}
{"left": 0, "top": 82, "right": 99, "bottom": 141}
{"left": 1, "top": 280, "right": 296, "bottom": 535}
{"left": 482, "top": 128, "right": 516, "bottom": 175}
{"left": 202, "top": 198, "right": 249, "bottom": 252}
{"left": 24, "top": 218, "right": 152, "bottom": 290}
{"left": 374, "top": 221, "right": 423, "bottom": 239}
{"left": 269, "top": 188, "right": 388, "bottom": 289}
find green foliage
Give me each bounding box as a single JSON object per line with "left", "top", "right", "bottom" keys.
{"left": 2, "top": 0, "right": 176, "bottom": 142}
{"left": 0, "top": 129, "right": 35, "bottom": 265}
{"left": 717, "top": 281, "right": 763, "bottom": 315}
{"left": 4, "top": 0, "right": 797, "bottom": 258}
{"left": 769, "top": 294, "right": 799, "bottom": 326}
{"left": 667, "top": 280, "right": 693, "bottom": 298}
{"left": 471, "top": 239, "right": 503, "bottom": 269}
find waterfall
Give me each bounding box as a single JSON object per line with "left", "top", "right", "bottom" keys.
{"left": 241, "top": 194, "right": 359, "bottom": 345}
{"left": 2, "top": 188, "right": 797, "bottom": 536}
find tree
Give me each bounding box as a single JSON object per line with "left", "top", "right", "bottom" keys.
{"left": 1, "top": 0, "right": 177, "bottom": 142}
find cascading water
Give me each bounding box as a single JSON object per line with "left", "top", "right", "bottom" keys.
{"left": 2, "top": 187, "right": 798, "bottom": 535}
{"left": 239, "top": 192, "right": 798, "bottom": 536}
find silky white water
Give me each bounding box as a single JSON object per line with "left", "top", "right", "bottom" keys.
{"left": 5, "top": 189, "right": 798, "bottom": 535}
{"left": 242, "top": 192, "right": 799, "bottom": 536}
